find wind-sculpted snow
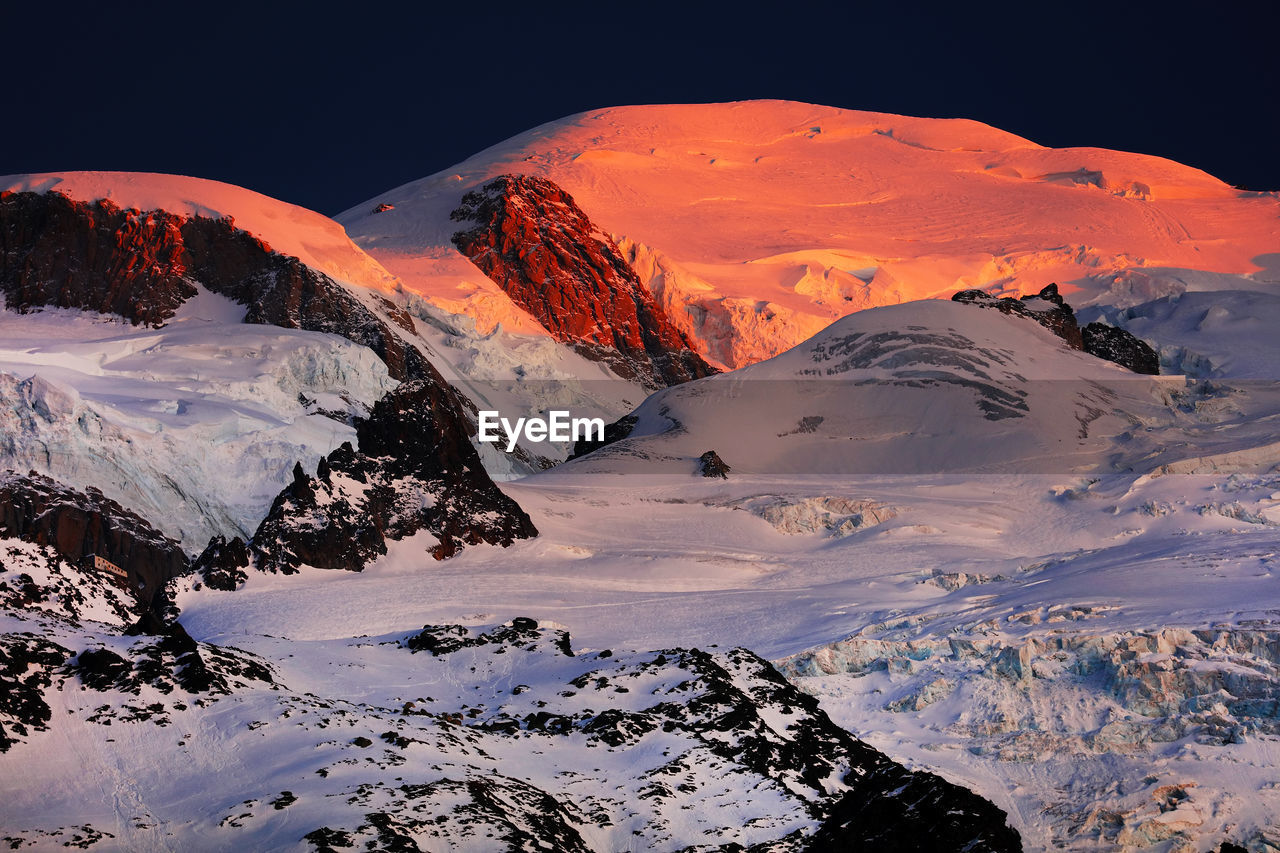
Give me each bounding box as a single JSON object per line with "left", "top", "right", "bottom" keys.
{"left": 0, "top": 609, "right": 1018, "bottom": 850}
{"left": 563, "top": 299, "right": 1195, "bottom": 476}
{"left": 807, "top": 327, "right": 1033, "bottom": 420}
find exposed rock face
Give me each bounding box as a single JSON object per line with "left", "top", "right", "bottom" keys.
{"left": 569, "top": 413, "right": 637, "bottom": 459}
{"left": 0, "top": 471, "right": 186, "bottom": 607}
{"left": 246, "top": 380, "right": 538, "bottom": 574}
{"left": 1083, "top": 321, "right": 1160, "bottom": 374}
{"left": 191, "top": 535, "right": 250, "bottom": 592}
{"left": 0, "top": 190, "right": 193, "bottom": 325}
{"left": 0, "top": 190, "right": 428, "bottom": 382}
{"left": 450, "top": 175, "right": 717, "bottom": 388}
{"left": 953, "top": 283, "right": 1083, "bottom": 349}
{"left": 953, "top": 283, "right": 1159, "bottom": 374}
{"left": 697, "top": 450, "right": 730, "bottom": 478}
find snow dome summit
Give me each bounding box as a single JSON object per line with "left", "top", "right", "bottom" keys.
{"left": 477, "top": 410, "right": 605, "bottom": 452}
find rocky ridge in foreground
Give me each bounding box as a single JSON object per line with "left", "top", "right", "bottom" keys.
{"left": 0, "top": 597, "right": 1020, "bottom": 851}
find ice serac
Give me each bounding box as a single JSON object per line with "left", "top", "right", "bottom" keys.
{"left": 0, "top": 190, "right": 428, "bottom": 382}
{"left": 449, "top": 175, "right": 717, "bottom": 388}
{"left": 0, "top": 470, "right": 186, "bottom": 608}
{"left": 240, "top": 380, "right": 537, "bottom": 574}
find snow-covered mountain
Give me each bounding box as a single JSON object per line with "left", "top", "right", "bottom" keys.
{"left": 339, "top": 100, "right": 1279, "bottom": 369}
{"left": 0, "top": 175, "right": 541, "bottom": 559}
{"left": 561, "top": 297, "right": 1184, "bottom": 478}
{"left": 4, "top": 100, "right": 1280, "bottom": 852}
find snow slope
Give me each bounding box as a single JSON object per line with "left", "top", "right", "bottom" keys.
{"left": 150, "top": 294, "right": 1280, "bottom": 850}
{"left": 339, "top": 100, "right": 1280, "bottom": 367}
{"left": 6, "top": 292, "right": 1280, "bottom": 849}
{"left": 559, "top": 298, "right": 1275, "bottom": 480}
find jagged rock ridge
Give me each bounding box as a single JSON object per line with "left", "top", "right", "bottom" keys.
{"left": 1082, "top": 321, "right": 1161, "bottom": 375}
{"left": 200, "top": 380, "right": 538, "bottom": 578}
{"left": 953, "top": 283, "right": 1159, "bottom": 374}
{"left": 450, "top": 175, "right": 717, "bottom": 388}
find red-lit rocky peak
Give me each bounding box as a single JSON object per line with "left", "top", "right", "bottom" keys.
{"left": 0, "top": 190, "right": 427, "bottom": 382}
{"left": 450, "top": 175, "right": 716, "bottom": 388}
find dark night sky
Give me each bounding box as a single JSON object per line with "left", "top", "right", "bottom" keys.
{"left": 5, "top": 3, "right": 1276, "bottom": 216}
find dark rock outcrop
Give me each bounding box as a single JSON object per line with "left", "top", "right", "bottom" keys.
{"left": 405, "top": 616, "right": 570, "bottom": 657}
{"left": 70, "top": 620, "right": 274, "bottom": 698}
{"left": 697, "top": 450, "right": 730, "bottom": 478}
{"left": 247, "top": 380, "right": 538, "bottom": 573}
{"left": 450, "top": 175, "right": 716, "bottom": 388}
{"left": 0, "top": 633, "right": 70, "bottom": 752}
{"left": 812, "top": 762, "right": 1024, "bottom": 850}
{"left": 952, "top": 283, "right": 1083, "bottom": 349}
{"left": 0, "top": 471, "right": 187, "bottom": 607}
{"left": 953, "top": 283, "right": 1159, "bottom": 374}
{"left": 191, "top": 535, "right": 251, "bottom": 592}
{"left": 0, "top": 190, "right": 427, "bottom": 382}
{"left": 1083, "top": 321, "right": 1160, "bottom": 374}
{"left": 0, "top": 190, "right": 193, "bottom": 326}
{"left": 569, "top": 413, "right": 637, "bottom": 458}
